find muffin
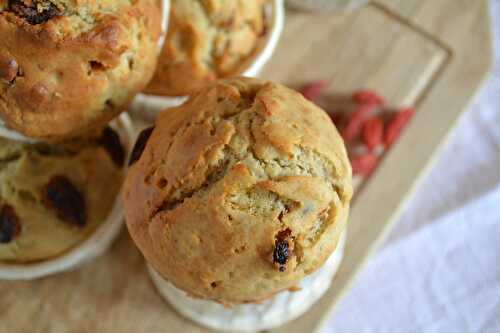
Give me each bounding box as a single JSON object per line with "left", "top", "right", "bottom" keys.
{"left": 0, "top": 127, "right": 124, "bottom": 262}
{"left": 125, "top": 78, "right": 352, "bottom": 306}
{"left": 0, "top": 0, "right": 161, "bottom": 140}
{"left": 144, "top": 0, "right": 268, "bottom": 97}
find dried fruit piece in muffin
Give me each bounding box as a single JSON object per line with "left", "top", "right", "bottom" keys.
{"left": 0, "top": 204, "right": 21, "bottom": 243}
{"left": 100, "top": 126, "right": 126, "bottom": 167}
{"left": 273, "top": 228, "right": 295, "bottom": 272}
{"left": 129, "top": 126, "right": 155, "bottom": 166}
{"left": 43, "top": 175, "right": 87, "bottom": 227}
{"left": 7, "top": 0, "right": 62, "bottom": 25}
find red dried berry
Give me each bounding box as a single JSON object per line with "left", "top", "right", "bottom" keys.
{"left": 352, "top": 90, "right": 385, "bottom": 106}
{"left": 129, "top": 126, "right": 154, "bottom": 166}
{"left": 0, "top": 204, "right": 21, "bottom": 243}
{"left": 351, "top": 153, "right": 379, "bottom": 177}
{"left": 299, "top": 80, "right": 328, "bottom": 101}
{"left": 43, "top": 176, "right": 86, "bottom": 227}
{"left": 383, "top": 107, "right": 415, "bottom": 148}
{"left": 362, "top": 117, "right": 384, "bottom": 151}
{"left": 341, "top": 105, "right": 374, "bottom": 142}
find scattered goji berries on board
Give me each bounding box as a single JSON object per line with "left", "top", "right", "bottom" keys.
{"left": 341, "top": 105, "right": 374, "bottom": 142}
{"left": 299, "top": 84, "right": 415, "bottom": 179}
{"left": 352, "top": 90, "right": 385, "bottom": 106}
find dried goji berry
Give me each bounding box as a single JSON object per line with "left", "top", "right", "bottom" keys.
{"left": 329, "top": 111, "right": 343, "bottom": 128}
{"left": 352, "top": 90, "right": 385, "bottom": 106}
{"left": 299, "top": 80, "right": 328, "bottom": 101}
{"left": 362, "top": 117, "right": 383, "bottom": 151}
{"left": 351, "top": 153, "right": 379, "bottom": 177}
{"left": 341, "top": 105, "right": 374, "bottom": 142}
{"left": 383, "top": 107, "right": 415, "bottom": 148}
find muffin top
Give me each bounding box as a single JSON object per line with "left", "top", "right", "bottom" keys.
{"left": 125, "top": 78, "right": 352, "bottom": 304}
{"left": 0, "top": 127, "right": 124, "bottom": 263}
{"left": 0, "top": 0, "right": 160, "bottom": 140}
{"left": 144, "top": 0, "right": 267, "bottom": 97}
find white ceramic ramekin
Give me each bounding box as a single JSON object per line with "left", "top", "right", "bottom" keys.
{"left": 0, "top": 119, "right": 38, "bottom": 143}
{"left": 0, "top": 113, "right": 135, "bottom": 280}
{"left": 148, "top": 231, "right": 346, "bottom": 332}
{"left": 157, "top": 0, "right": 170, "bottom": 54}
{"left": 131, "top": 0, "right": 285, "bottom": 121}
{"left": 286, "top": 0, "right": 368, "bottom": 12}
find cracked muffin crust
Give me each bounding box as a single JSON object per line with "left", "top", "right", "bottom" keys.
{"left": 144, "top": 0, "right": 267, "bottom": 97}
{"left": 0, "top": 127, "right": 124, "bottom": 262}
{"left": 125, "top": 78, "right": 353, "bottom": 304}
{"left": 0, "top": 0, "right": 161, "bottom": 140}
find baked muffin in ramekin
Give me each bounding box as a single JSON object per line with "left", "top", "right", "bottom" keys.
{"left": 0, "top": 114, "right": 134, "bottom": 280}
{"left": 0, "top": 0, "right": 161, "bottom": 140}
{"left": 125, "top": 78, "right": 352, "bottom": 331}
{"left": 132, "top": 0, "right": 284, "bottom": 120}
{"left": 146, "top": 0, "right": 267, "bottom": 96}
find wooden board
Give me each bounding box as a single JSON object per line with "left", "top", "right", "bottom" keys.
{"left": 0, "top": 1, "right": 491, "bottom": 332}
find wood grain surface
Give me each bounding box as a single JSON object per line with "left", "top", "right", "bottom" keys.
{"left": 0, "top": 1, "right": 491, "bottom": 332}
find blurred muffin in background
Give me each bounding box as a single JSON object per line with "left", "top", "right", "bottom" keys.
{"left": 145, "top": 0, "right": 268, "bottom": 97}
{"left": 0, "top": 127, "right": 124, "bottom": 262}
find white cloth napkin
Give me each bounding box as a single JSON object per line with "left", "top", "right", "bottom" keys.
{"left": 327, "top": 186, "right": 500, "bottom": 333}
{"left": 324, "top": 1, "right": 500, "bottom": 331}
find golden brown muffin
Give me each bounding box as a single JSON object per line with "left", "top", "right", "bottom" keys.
{"left": 0, "top": 0, "right": 161, "bottom": 140}
{"left": 125, "top": 78, "right": 352, "bottom": 304}
{"left": 144, "top": 0, "right": 267, "bottom": 97}
{"left": 0, "top": 127, "right": 124, "bottom": 262}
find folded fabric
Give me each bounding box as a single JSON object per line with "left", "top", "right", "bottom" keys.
{"left": 327, "top": 184, "right": 500, "bottom": 332}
